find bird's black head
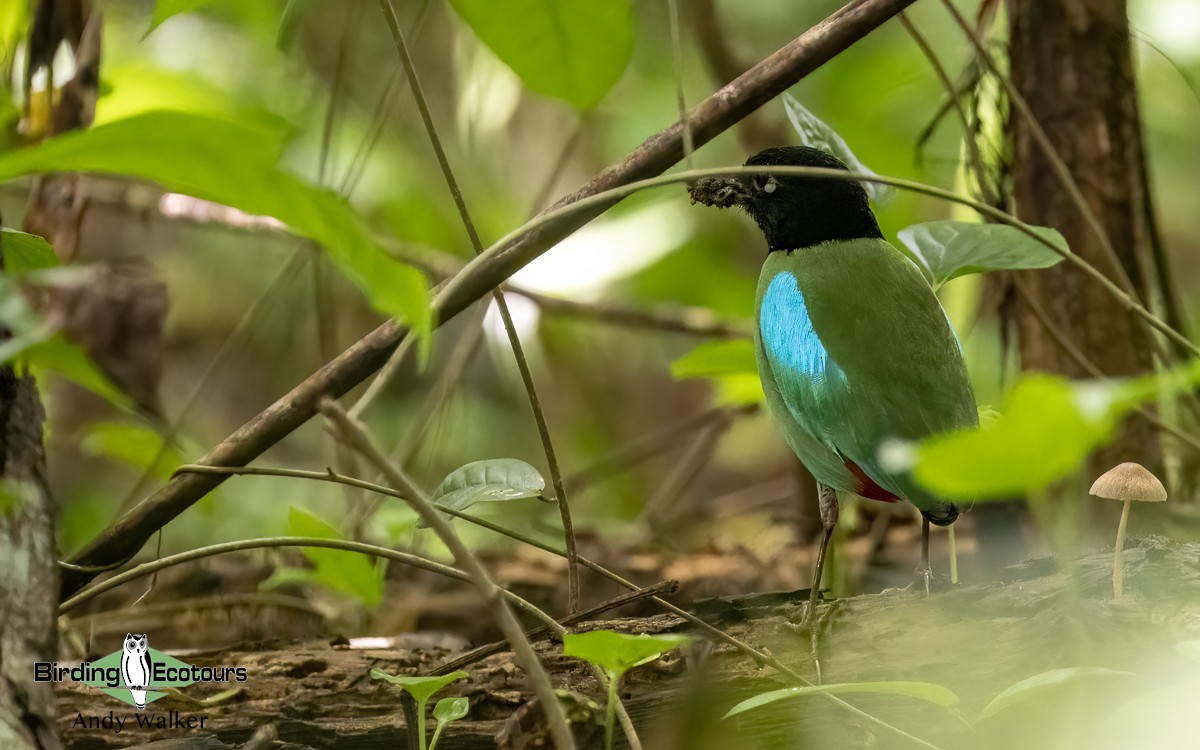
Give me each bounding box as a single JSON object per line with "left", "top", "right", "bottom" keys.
{"left": 689, "top": 146, "right": 882, "bottom": 252}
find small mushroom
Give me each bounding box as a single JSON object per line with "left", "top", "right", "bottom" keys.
{"left": 1089, "top": 462, "right": 1167, "bottom": 601}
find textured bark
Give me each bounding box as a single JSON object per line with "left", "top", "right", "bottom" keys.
{"left": 0, "top": 368, "right": 60, "bottom": 750}
{"left": 1006, "top": 0, "right": 1163, "bottom": 475}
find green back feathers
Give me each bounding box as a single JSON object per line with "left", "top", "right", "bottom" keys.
{"left": 755, "top": 237, "right": 977, "bottom": 512}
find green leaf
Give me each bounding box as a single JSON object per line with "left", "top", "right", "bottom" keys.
{"left": 370, "top": 669, "right": 468, "bottom": 707}
{"left": 98, "top": 62, "right": 286, "bottom": 134}
{"left": 782, "top": 93, "right": 893, "bottom": 203}
{"left": 0, "top": 276, "right": 132, "bottom": 411}
{"left": 21, "top": 334, "right": 133, "bottom": 410}
{"left": 433, "top": 696, "right": 470, "bottom": 723}
{"left": 912, "top": 375, "right": 1111, "bottom": 499}
{"left": 912, "top": 364, "right": 1200, "bottom": 499}
{"left": 422, "top": 458, "right": 546, "bottom": 527}
{"left": 725, "top": 681, "right": 960, "bottom": 719}
{"left": 287, "top": 507, "right": 384, "bottom": 607}
{"left": 671, "top": 340, "right": 757, "bottom": 380}
{"left": 896, "top": 221, "right": 1068, "bottom": 288}
{"left": 0, "top": 111, "right": 430, "bottom": 342}
{"left": 980, "top": 668, "right": 1133, "bottom": 720}
{"left": 449, "top": 0, "right": 633, "bottom": 109}
{"left": 563, "top": 631, "right": 691, "bottom": 680}
{"left": 1, "top": 229, "right": 57, "bottom": 273}
{"left": 147, "top": 0, "right": 223, "bottom": 34}
{"left": 671, "top": 340, "right": 763, "bottom": 405}
{"left": 81, "top": 422, "right": 182, "bottom": 478}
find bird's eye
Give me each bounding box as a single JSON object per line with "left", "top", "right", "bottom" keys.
{"left": 762, "top": 177, "right": 778, "bottom": 194}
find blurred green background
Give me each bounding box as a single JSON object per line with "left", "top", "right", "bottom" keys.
{"left": 0, "top": 0, "right": 1197, "bottom": 590}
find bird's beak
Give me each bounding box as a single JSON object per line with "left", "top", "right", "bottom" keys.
{"left": 688, "top": 176, "right": 751, "bottom": 209}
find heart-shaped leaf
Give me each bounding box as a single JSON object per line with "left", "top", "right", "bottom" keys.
{"left": 423, "top": 459, "right": 546, "bottom": 527}
{"left": 370, "top": 670, "right": 468, "bottom": 707}
{"left": 725, "top": 681, "right": 960, "bottom": 719}
{"left": 433, "top": 696, "right": 470, "bottom": 723}
{"left": 563, "top": 631, "right": 691, "bottom": 680}
{"left": 782, "top": 93, "right": 893, "bottom": 203}
{"left": 896, "top": 220, "right": 1067, "bottom": 288}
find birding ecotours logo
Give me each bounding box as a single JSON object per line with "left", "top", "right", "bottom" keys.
{"left": 33, "top": 633, "right": 248, "bottom": 709}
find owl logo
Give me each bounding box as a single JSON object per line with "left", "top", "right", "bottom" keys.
{"left": 119, "top": 633, "right": 152, "bottom": 710}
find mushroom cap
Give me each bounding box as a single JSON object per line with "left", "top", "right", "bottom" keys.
{"left": 1089, "top": 462, "right": 1167, "bottom": 502}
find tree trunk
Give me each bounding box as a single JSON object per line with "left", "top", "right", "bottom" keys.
{"left": 1006, "top": 0, "right": 1164, "bottom": 479}
{"left": 0, "top": 260, "right": 60, "bottom": 750}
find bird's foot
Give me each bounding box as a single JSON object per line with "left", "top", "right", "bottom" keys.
{"left": 907, "top": 565, "right": 935, "bottom": 596}
{"left": 785, "top": 596, "right": 840, "bottom": 683}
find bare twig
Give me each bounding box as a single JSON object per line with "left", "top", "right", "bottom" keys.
{"left": 512, "top": 288, "right": 750, "bottom": 340}
{"left": 61, "top": 0, "right": 923, "bottom": 597}
{"left": 375, "top": 0, "right": 582, "bottom": 612}
{"left": 318, "top": 398, "right": 574, "bottom": 750}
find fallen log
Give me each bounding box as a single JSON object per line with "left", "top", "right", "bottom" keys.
{"left": 58, "top": 537, "right": 1200, "bottom": 749}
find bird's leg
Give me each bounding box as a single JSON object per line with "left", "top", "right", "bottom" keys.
{"left": 918, "top": 516, "right": 932, "bottom": 595}
{"left": 801, "top": 483, "right": 839, "bottom": 626}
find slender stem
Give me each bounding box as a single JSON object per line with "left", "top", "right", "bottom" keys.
{"left": 171, "top": 462, "right": 947, "bottom": 750}
{"left": 1113, "top": 498, "right": 1130, "bottom": 601}
{"left": 416, "top": 701, "right": 427, "bottom": 750}
{"left": 605, "top": 674, "right": 619, "bottom": 750}
{"left": 427, "top": 720, "right": 442, "bottom": 750}
{"left": 898, "top": 12, "right": 995, "bottom": 206}
{"left": 375, "top": 0, "right": 580, "bottom": 612}
{"left": 318, "top": 399, "right": 575, "bottom": 750}
{"left": 669, "top": 0, "right": 694, "bottom": 170}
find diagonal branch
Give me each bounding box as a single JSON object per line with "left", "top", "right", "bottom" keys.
{"left": 60, "top": 0, "right": 920, "bottom": 597}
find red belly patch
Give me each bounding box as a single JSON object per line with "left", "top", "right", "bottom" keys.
{"left": 844, "top": 459, "right": 900, "bottom": 503}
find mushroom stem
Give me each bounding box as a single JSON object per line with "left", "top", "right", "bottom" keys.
{"left": 1113, "top": 497, "right": 1131, "bottom": 600}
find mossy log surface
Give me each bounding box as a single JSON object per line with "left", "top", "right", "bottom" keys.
{"left": 58, "top": 537, "right": 1200, "bottom": 749}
